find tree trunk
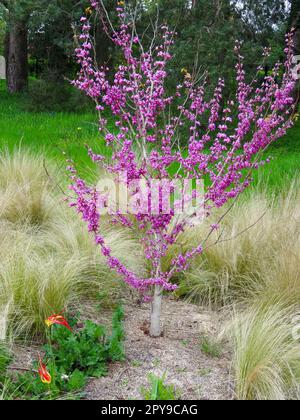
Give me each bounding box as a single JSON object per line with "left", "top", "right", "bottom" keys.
{"left": 289, "top": 1, "right": 300, "bottom": 53}
{"left": 5, "top": 19, "right": 28, "bottom": 93}
{"left": 289, "top": 1, "right": 300, "bottom": 105}
{"left": 150, "top": 285, "right": 163, "bottom": 337}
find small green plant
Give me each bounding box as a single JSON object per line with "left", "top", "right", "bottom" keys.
{"left": 44, "top": 307, "right": 125, "bottom": 378}
{"left": 0, "top": 340, "right": 11, "bottom": 383}
{"left": 11, "top": 369, "right": 85, "bottom": 400}
{"left": 132, "top": 360, "right": 143, "bottom": 368}
{"left": 45, "top": 319, "right": 109, "bottom": 378}
{"left": 108, "top": 305, "right": 125, "bottom": 362}
{"left": 198, "top": 367, "right": 212, "bottom": 377}
{"left": 141, "top": 373, "right": 180, "bottom": 400}
{"left": 152, "top": 358, "right": 160, "bottom": 368}
{"left": 4, "top": 307, "right": 125, "bottom": 400}
{"left": 200, "top": 335, "right": 222, "bottom": 358}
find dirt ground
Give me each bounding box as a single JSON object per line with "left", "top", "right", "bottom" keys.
{"left": 85, "top": 299, "right": 234, "bottom": 400}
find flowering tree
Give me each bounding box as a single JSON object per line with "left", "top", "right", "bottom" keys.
{"left": 69, "top": 0, "right": 296, "bottom": 337}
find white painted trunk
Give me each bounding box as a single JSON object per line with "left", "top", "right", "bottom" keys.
{"left": 150, "top": 285, "right": 163, "bottom": 337}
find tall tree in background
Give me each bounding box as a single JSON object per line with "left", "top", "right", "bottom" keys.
{"left": 0, "top": 0, "right": 96, "bottom": 91}
{"left": 0, "top": 0, "right": 294, "bottom": 96}
{"left": 29, "top": 0, "right": 89, "bottom": 81}
{"left": 25, "top": 0, "right": 114, "bottom": 81}
{"left": 1, "top": 0, "right": 30, "bottom": 93}
{"left": 289, "top": 0, "right": 300, "bottom": 52}
{"left": 0, "top": 5, "right": 6, "bottom": 55}
{"left": 235, "top": 0, "right": 288, "bottom": 35}
{"left": 288, "top": 0, "right": 300, "bottom": 103}
{"left": 158, "top": 0, "right": 289, "bottom": 92}
{"left": 145, "top": 0, "right": 244, "bottom": 94}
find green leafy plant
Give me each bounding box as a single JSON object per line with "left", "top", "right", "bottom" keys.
{"left": 26, "top": 79, "right": 93, "bottom": 113}
{"left": 11, "top": 359, "right": 88, "bottom": 400}
{"left": 45, "top": 319, "right": 109, "bottom": 378}
{"left": 109, "top": 305, "right": 125, "bottom": 362}
{"left": 45, "top": 307, "right": 125, "bottom": 378}
{"left": 4, "top": 307, "right": 125, "bottom": 400}
{"left": 141, "top": 373, "right": 180, "bottom": 400}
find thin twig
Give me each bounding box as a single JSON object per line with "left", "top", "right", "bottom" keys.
{"left": 203, "top": 208, "right": 269, "bottom": 252}
{"left": 42, "top": 159, "right": 73, "bottom": 199}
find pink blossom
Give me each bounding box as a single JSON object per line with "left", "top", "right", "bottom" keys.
{"left": 68, "top": 1, "right": 296, "bottom": 297}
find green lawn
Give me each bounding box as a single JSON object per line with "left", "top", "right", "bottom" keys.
{"left": 0, "top": 81, "right": 107, "bottom": 179}
{"left": 0, "top": 80, "right": 299, "bottom": 192}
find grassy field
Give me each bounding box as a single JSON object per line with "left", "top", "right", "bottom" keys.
{"left": 0, "top": 80, "right": 299, "bottom": 192}
{"left": 0, "top": 81, "right": 106, "bottom": 180}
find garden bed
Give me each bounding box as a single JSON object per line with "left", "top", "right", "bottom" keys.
{"left": 85, "top": 299, "right": 233, "bottom": 400}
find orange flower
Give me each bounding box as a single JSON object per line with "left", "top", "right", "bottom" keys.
{"left": 45, "top": 312, "right": 72, "bottom": 331}
{"left": 38, "top": 354, "right": 51, "bottom": 385}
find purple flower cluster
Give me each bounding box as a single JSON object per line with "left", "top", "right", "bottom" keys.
{"left": 69, "top": 1, "right": 296, "bottom": 297}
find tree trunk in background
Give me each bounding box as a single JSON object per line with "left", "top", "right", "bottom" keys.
{"left": 95, "top": 24, "right": 112, "bottom": 67}
{"left": 5, "top": 19, "right": 28, "bottom": 93}
{"left": 289, "top": 1, "right": 300, "bottom": 105}
{"left": 289, "top": 0, "right": 300, "bottom": 52}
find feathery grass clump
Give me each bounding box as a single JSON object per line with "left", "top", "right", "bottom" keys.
{"left": 167, "top": 177, "right": 300, "bottom": 400}
{"left": 0, "top": 151, "right": 145, "bottom": 337}
{"left": 231, "top": 301, "right": 300, "bottom": 400}
{"left": 173, "top": 180, "right": 300, "bottom": 307}
{"left": 0, "top": 149, "right": 58, "bottom": 226}
{"left": 0, "top": 218, "right": 144, "bottom": 336}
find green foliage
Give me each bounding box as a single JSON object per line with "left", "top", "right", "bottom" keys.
{"left": 141, "top": 373, "right": 180, "bottom": 400}
{"left": 67, "top": 369, "right": 86, "bottom": 392}
{"left": 1, "top": 0, "right": 292, "bottom": 106}
{"left": 13, "top": 364, "right": 61, "bottom": 400}
{"left": 11, "top": 363, "right": 84, "bottom": 400}
{"left": 142, "top": 0, "right": 288, "bottom": 99}
{"left": 200, "top": 336, "right": 222, "bottom": 359}
{"left": 109, "top": 305, "right": 125, "bottom": 362}
{"left": 0, "top": 342, "right": 11, "bottom": 383}
{"left": 44, "top": 307, "right": 125, "bottom": 379}
{"left": 3, "top": 307, "right": 125, "bottom": 400}
{"left": 45, "top": 319, "right": 109, "bottom": 378}
{"left": 26, "top": 79, "right": 93, "bottom": 113}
